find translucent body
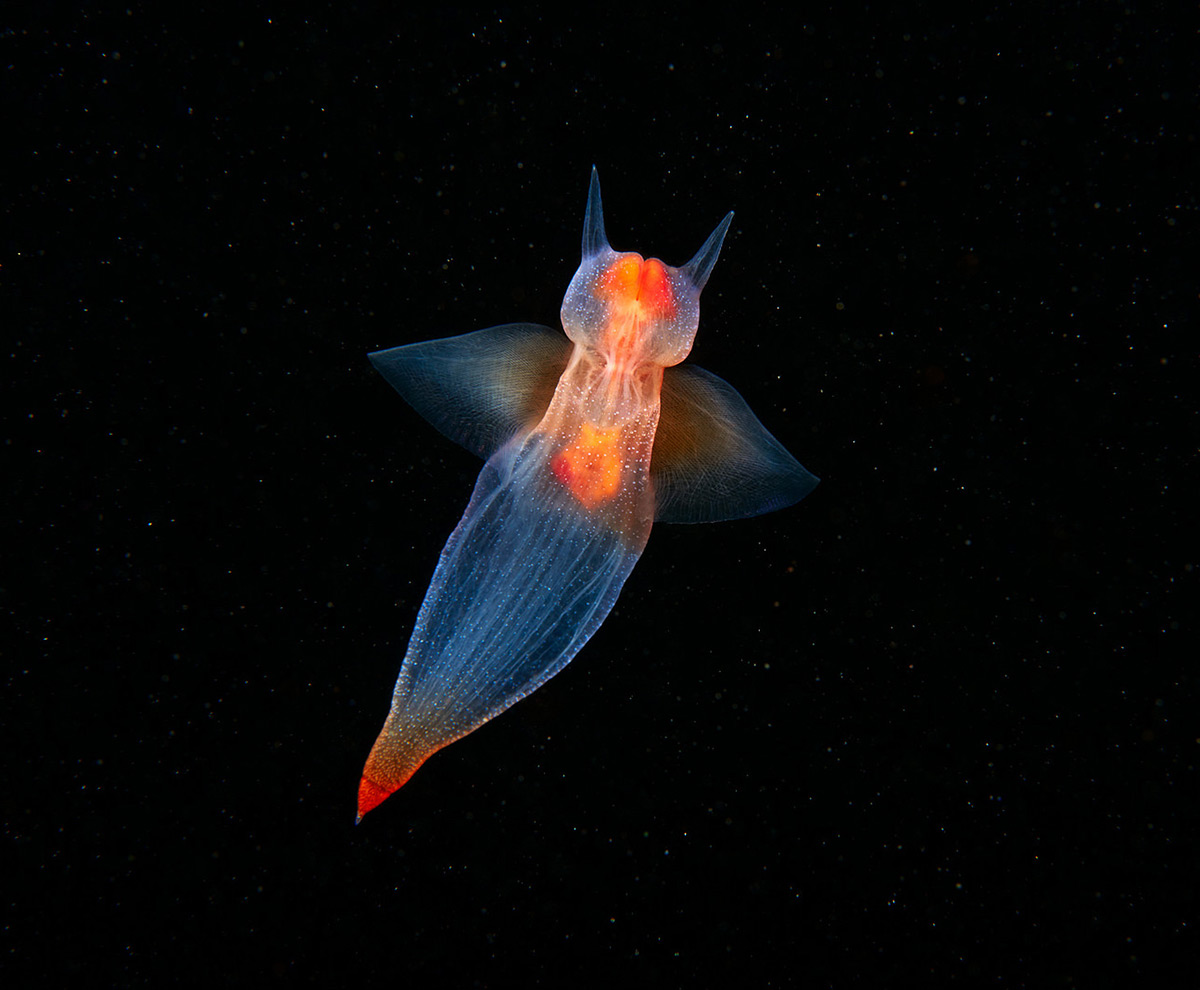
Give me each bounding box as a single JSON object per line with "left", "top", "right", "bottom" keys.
{"left": 358, "top": 170, "right": 818, "bottom": 820}
{"left": 358, "top": 432, "right": 649, "bottom": 817}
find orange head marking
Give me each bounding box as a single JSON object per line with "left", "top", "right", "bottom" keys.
{"left": 636, "top": 257, "right": 673, "bottom": 315}
{"left": 597, "top": 255, "right": 676, "bottom": 320}
{"left": 550, "top": 423, "right": 623, "bottom": 509}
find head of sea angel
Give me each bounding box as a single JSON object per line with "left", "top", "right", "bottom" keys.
{"left": 560, "top": 168, "right": 734, "bottom": 371}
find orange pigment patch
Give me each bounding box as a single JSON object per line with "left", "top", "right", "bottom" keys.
{"left": 598, "top": 255, "right": 676, "bottom": 318}
{"left": 635, "top": 257, "right": 674, "bottom": 315}
{"left": 598, "top": 255, "right": 642, "bottom": 304}
{"left": 550, "top": 423, "right": 623, "bottom": 509}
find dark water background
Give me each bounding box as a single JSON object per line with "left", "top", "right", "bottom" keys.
{"left": 5, "top": 4, "right": 1194, "bottom": 985}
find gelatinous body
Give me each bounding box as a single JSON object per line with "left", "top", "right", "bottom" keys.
{"left": 358, "top": 169, "right": 818, "bottom": 820}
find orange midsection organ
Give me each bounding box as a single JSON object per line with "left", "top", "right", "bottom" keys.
{"left": 550, "top": 422, "right": 623, "bottom": 509}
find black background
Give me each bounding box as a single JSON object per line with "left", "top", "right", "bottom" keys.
{"left": 4, "top": 3, "right": 1195, "bottom": 986}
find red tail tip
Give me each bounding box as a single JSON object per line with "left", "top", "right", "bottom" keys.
{"left": 356, "top": 775, "right": 393, "bottom": 822}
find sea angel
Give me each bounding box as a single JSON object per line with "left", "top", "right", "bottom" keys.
{"left": 357, "top": 169, "right": 818, "bottom": 820}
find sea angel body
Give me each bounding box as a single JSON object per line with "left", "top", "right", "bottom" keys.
{"left": 358, "top": 170, "right": 818, "bottom": 820}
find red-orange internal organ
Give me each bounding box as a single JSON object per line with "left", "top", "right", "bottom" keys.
{"left": 597, "top": 255, "right": 676, "bottom": 319}
{"left": 550, "top": 423, "right": 623, "bottom": 509}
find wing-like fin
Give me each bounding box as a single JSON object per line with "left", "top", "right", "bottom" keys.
{"left": 652, "top": 364, "right": 819, "bottom": 523}
{"left": 369, "top": 323, "right": 573, "bottom": 458}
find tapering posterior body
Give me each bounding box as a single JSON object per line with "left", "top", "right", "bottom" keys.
{"left": 358, "top": 169, "right": 818, "bottom": 820}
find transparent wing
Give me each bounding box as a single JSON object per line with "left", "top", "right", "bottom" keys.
{"left": 369, "top": 323, "right": 572, "bottom": 458}
{"left": 652, "top": 364, "right": 819, "bottom": 523}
